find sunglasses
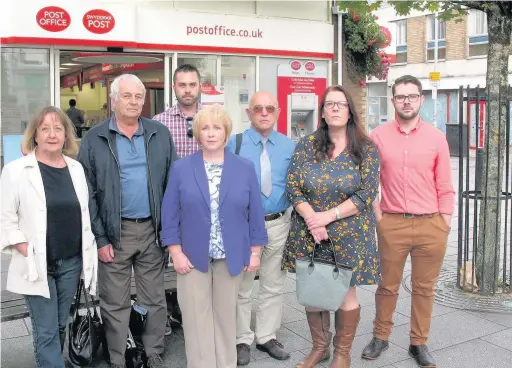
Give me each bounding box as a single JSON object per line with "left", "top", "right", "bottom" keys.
{"left": 252, "top": 105, "right": 277, "bottom": 114}
{"left": 186, "top": 117, "right": 193, "bottom": 138}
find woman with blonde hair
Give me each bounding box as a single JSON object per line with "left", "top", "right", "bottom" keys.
{"left": 1, "top": 106, "right": 98, "bottom": 368}
{"left": 160, "top": 104, "right": 267, "bottom": 368}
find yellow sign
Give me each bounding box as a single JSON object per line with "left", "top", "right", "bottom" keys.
{"left": 429, "top": 72, "right": 441, "bottom": 81}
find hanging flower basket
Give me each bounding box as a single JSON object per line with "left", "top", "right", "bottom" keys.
{"left": 344, "top": 11, "right": 391, "bottom": 85}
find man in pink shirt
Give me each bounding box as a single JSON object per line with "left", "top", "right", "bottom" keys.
{"left": 362, "top": 75, "right": 455, "bottom": 368}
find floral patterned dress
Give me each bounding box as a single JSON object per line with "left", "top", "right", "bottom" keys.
{"left": 281, "top": 135, "right": 381, "bottom": 286}
{"left": 205, "top": 161, "right": 226, "bottom": 259}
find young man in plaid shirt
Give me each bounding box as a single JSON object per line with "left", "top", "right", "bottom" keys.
{"left": 153, "top": 64, "right": 203, "bottom": 335}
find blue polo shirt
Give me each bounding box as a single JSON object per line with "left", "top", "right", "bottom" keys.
{"left": 109, "top": 118, "right": 151, "bottom": 219}
{"left": 227, "top": 128, "right": 296, "bottom": 215}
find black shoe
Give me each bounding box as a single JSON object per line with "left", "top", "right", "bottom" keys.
{"left": 237, "top": 343, "right": 251, "bottom": 366}
{"left": 256, "top": 339, "right": 290, "bottom": 360}
{"left": 170, "top": 292, "right": 183, "bottom": 328}
{"left": 409, "top": 345, "right": 436, "bottom": 367}
{"left": 361, "top": 337, "right": 389, "bottom": 360}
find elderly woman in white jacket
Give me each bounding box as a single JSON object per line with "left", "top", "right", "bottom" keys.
{"left": 0, "top": 106, "right": 97, "bottom": 368}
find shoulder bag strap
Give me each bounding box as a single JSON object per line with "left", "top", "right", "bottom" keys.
{"left": 235, "top": 133, "right": 243, "bottom": 155}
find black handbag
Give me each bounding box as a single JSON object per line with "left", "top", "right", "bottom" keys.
{"left": 68, "top": 279, "right": 104, "bottom": 366}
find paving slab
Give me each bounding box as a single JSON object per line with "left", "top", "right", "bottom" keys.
{"left": 0, "top": 319, "right": 29, "bottom": 339}
{"left": 480, "top": 328, "right": 512, "bottom": 352}
{"left": 250, "top": 325, "right": 311, "bottom": 361}
{"left": 1, "top": 335, "right": 36, "bottom": 368}
{"left": 466, "top": 310, "right": 512, "bottom": 327}
{"left": 249, "top": 351, "right": 306, "bottom": 368}
{"left": 392, "top": 338, "right": 512, "bottom": 368}
{"left": 281, "top": 303, "right": 306, "bottom": 325}
{"left": 388, "top": 310, "right": 506, "bottom": 352}
{"left": 282, "top": 291, "right": 306, "bottom": 312}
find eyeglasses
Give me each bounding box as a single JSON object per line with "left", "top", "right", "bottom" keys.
{"left": 394, "top": 94, "right": 420, "bottom": 103}
{"left": 324, "top": 101, "right": 349, "bottom": 110}
{"left": 252, "top": 105, "right": 277, "bottom": 113}
{"left": 186, "top": 117, "right": 194, "bottom": 138}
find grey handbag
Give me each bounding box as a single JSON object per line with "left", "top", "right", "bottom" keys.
{"left": 296, "top": 238, "right": 353, "bottom": 311}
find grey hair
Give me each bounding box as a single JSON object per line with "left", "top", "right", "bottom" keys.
{"left": 109, "top": 74, "right": 146, "bottom": 102}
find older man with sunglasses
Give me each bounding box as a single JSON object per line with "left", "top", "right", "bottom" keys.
{"left": 153, "top": 64, "right": 203, "bottom": 335}
{"left": 227, "top": 91, "right": 296, "bottom": 365}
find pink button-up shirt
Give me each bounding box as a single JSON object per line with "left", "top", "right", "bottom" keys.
{"left": 370, "top": 119, "right": 455, "bottom": 215}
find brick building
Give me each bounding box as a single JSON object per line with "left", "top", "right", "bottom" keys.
{"left": 366, "top": 4, "right": 512, "bottom": 144}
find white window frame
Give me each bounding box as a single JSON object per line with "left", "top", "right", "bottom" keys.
{"left": 467, "top": 9, "right": 488, "bottom": 59}
{"left": 426, "top": 15, "right": 446, "bottom": 62}
{"left": 395, "top": 20, "right": 407, "bottom": 64}
{"left": 468, "top": 9, "right": 488, "bottom": 37}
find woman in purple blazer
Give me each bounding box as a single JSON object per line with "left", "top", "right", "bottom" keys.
{"left": 160, "top": 105, "right": 268, "bottom": 368}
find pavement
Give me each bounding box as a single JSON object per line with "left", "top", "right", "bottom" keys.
{"left": 2, "top": 157, "right": 512, "bottom": 368}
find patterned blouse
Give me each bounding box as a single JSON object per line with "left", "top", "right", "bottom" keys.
{"left": 282, "top": 134, "right": 381, "bottom": 286}
{"left": 205, "top": 161, "right": 226, "bottom": 259}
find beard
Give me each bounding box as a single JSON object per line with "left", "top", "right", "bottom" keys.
{"left": 177, "top": 93, "right": 199, "bottom": 107}
{"left": 396, "top": 107, "right": 420, "bottom": 121}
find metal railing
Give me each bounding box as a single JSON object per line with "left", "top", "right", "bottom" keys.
{"left": 457, "top": 85, "right": 512, "bottom": 295}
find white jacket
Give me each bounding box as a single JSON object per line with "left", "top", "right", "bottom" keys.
{"left": 1, "top": 151, "right": 98, "bottom": 298}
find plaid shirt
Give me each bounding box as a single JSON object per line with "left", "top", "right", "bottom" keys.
{"left": 153, "top": 103, "right": 202, "bottom": 159}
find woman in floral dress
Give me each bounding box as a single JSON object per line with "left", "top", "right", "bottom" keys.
{"left": 282, "top": 85, "right": 380, "bottom": 368}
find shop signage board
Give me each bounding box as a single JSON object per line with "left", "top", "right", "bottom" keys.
{"left": 1, "top": 0, "right": 333, "bottom": 58}
{"left": 200, "top": 85, "right": 225, "bottom": 106}
{"left": 277, "top": 60, "right": 327, "bottom": 135}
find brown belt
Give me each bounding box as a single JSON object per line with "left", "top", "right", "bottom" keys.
{"left": 385, "top": 212, "right": 438, "bottom": 219}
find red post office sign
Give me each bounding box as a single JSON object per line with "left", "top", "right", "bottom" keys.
{"left": 83, "top": 9, "right": 115, "bottom": 34}
{"left": 36, "top": 6, "right": 71, "bottom": 32}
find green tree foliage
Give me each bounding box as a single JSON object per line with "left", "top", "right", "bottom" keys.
{"left": 337, "top": 1, "right": 512, "bottom": 294}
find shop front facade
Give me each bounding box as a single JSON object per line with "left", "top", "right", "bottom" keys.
{"left": 1, "top": 0, "right": 334, "bottom": 166}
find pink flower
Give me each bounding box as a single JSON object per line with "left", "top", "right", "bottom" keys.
{"left": 354, "top": 16, "right": 359, "bottom": 21}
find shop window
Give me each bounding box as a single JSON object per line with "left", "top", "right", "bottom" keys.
{"left": 395, "top": 20, "right": 407, "bottom": 64}
{"left": 1, "top": 48, "right": 51, "bottom": 167}
{"left": 220, "top": 56, "right": 256, "bottom": 134}
{"left": 468, "top": 10, "right": 488, "bottom": 57}
{"left": 426, "top": 15, "right": 446, "bottom": 61}
{"left": 177, "top": 54, "right": 217, "bottom": 86}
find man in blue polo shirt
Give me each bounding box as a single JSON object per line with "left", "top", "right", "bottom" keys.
{"left": 227, "top": 91, "right": 295, "bottom": 365}
{"left": 78, "top": 74, "right": 177, "bottom": 368}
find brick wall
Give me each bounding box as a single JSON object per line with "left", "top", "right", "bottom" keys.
{"left": 407, "top": 16, "right": 426, "bottom": 64}
{"left": 446, "top": 14, "right": 467, "bottom": 60}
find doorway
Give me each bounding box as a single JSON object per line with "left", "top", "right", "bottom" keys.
{"left": 58, "top": 51, "right": 168, "bottom": 135}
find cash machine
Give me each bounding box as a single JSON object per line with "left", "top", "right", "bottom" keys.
{"left": 287, "top": 92, "right": 318, "bottom": 142}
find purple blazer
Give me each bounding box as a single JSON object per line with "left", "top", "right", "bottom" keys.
{"left": 160, "top": 149, "right": 268, "bottom": 276}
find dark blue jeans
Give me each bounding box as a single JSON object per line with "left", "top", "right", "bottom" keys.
{"left": 25, "top": 255, "right": 82, "bottom": 368}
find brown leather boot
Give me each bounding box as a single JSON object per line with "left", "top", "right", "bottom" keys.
{"left": 296, "top": 311, "right": 332, "bottom": 368}
{"left": 330, "top": 306, "right": 361, "bottom": 368}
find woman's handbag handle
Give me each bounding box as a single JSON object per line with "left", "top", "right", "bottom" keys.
{"left": 309, "top": 238, "right": 351, "bottom": 279}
